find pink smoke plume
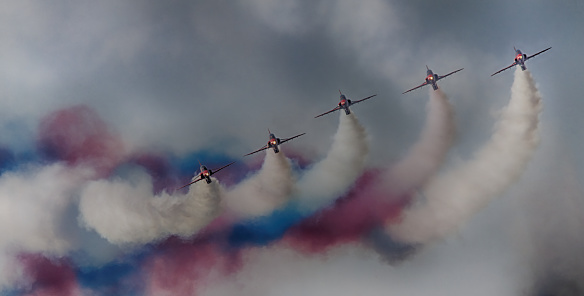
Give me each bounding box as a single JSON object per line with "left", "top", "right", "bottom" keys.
{"left": 285, "top": 170, "right": 407, "bottom": 253}
{"left": 37, "top": 105, "right": 125, "bottom": 177}
{"left": 19, "top": 254, "right": 80, "bottom": 296}
{"left": 144, "top": 238, "right": 243, "bottom": 296}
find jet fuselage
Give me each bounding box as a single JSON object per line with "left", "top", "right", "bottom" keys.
{"left": 267, "top": 134, "right": 281, "bottom": 153}
{"left": 514, "top": 49, "right": 528, "bottom": 70}
{"left": 338, "top": 94, "right": 353, "bottom": 115}
{"left": 199, "top": 165, "right": 212, "bottom": 184}
{"left": 425, "top": 69, "right": 439, "bottom": 90}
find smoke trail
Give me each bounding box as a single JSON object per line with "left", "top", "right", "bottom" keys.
{"left": 79, "top": 173, "right": 222, "bottom": 246}
{"left": 296, "top": 112, "right": 368, "bottom": 210}
{"left": 0, "top": 164, "right": 93, "bottom": 255}
{"left": 227, "top": 112, "right": 369, "bottom": 246}
{"left": 389, "top": 68, "right": 541, "bottom": 244}
{"left": 383, "top": 88, "right": 455, "bottom": 196}
{"left": 224, "top": 150, "right": 294, "bottom": 218}
{"left": 0, "top": 164, "right": 94, "bottom": 290}
{"left": 284, "top": 91, "right": 454, "bottom": 253}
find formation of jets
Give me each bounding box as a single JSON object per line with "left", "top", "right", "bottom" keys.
{"left": 178, "top": 46, "right": 551, "bottom": 189}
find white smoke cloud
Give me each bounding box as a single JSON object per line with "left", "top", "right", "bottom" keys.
{"left": 389, "top": 68, "right": 542, "bottom": 244}
{"left": 0, "top": 254, "right": 26, "bottom": 291}
{"left": 295, "top": 112, "right": 368, "bottom": 210}
{"left": 224, "top": 150, "right": 294, "bottom": 218}
{"left": 0, "top": 164, "right": 93, "bottom": 255}
{"left": 382, "top": 88, "right": 455, "bottom": 196}
{"left": 200, "top": 241, "right": 523, "bottom": 296}
{"left": 0, "top": 163, "right": 95, "bottom": 290}
{"left": 79, "top": 172, "right": 222, "bottom": 246}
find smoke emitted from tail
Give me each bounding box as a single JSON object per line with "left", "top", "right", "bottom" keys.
{"left": 383, "top": 88, "right": 455, "bottom": 196}
{"left": 227, "top": 112, "right": 369, "bottom": 247}
{"left": 223, "top": 150, "right": 294, "bottom": 218}
{"left": 285, "top": 90, "right": 454, "bottom": 254}
{"left": 390, "top": 68, "right": 542, "bottom": 244}
{"left": 79, "top": 173, "right": 222, "bottom": 246}
{"left": 296, "top": 112, "right": 368, "bottom": 210}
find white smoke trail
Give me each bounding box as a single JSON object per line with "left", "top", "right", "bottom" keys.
{"left": 389, "top": 68, "right": 542, "bottom": 244}
{"left": 0, "top": 163, "right": 94, "bottom": 290}
{"left": 382, "top": 88, "right": 455, "bottom": 196}
{"left": 0, "top": 164, "right": 93, "bottom": 255}
{"left": 224, "top": 150, "right": 294, "bottom": 218}
{"left": 295, "top": 112, "right": 368, "bottom": 211}
{"left": 79, "top": 173, "right": 222, "bottom": 246}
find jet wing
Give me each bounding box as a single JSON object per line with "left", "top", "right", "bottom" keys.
{"left": 211, "top": 161, "right": 236, "bottom": 174}
{"left": 244, "top": 145, "right": 269, "bottom": 156}
{"left": 490, "top": 62, "right": 517, "bottom": 77}
{"left": 279, "top": 132, "right": 306, "bottom": 144}
{"left": 176, "top": 176, "right": 204, "bottom": 190}
{"left": 402, "top": 81, "right": 428, "bottom": 94}
{"left": 350, "top": 94, "right": 377, "bottom": 105}
{"left": 437, "top": 68, "right": 464, "bottom": 80}
{"left": 526, "top": 47, "right": 551, "bottom": 61}
{"left": 314, "top": 106, "right": 342, "bottom": 118}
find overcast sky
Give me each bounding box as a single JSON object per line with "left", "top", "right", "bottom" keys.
{"left": 1, "top": 0, "right": 583, "bottom": 295}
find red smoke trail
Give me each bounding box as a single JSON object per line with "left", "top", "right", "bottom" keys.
{"left": 37, "top": 105, "right": 125, "bottom": 177}
{"left": 19, "top": 254, "right": 80, "bottom": 296}
{"left": 285, "top": 169, "right": 409, "bottom": 254}
{"left": 144, "top": 237, "right": 243, "bottom": 296}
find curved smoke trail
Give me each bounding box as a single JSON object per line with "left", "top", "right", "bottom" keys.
{"left": 389, "top": 68, "right": 542, "bottom": 244}
{"left": 296, "top": 112, "right": 368, "bottom": 210}
{"left": 284, "top": 90, "right": 455, "bottom": 253}
{"left": 79, "top": 174, "right": 222, "bottom": 246}
{"left": 224, "top": 151, "right": 294, "bottom": 218}
{"left": 227, "top": 112, "right": 368, "bottom": 246}
{"left": 383, "top": 88, "right": 455, "bottom": 196}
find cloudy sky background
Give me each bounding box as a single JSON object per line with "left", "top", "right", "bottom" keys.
{"left": 0, "top": 0, "right": 583, "bottom": 295}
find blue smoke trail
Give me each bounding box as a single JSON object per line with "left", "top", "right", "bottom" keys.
{"left": 228, "top": 200, "right": 305, "bottom": 247}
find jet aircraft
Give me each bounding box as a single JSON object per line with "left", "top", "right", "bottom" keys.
{"left": 244, "top": 130, "right": 305, "bottom": 156}
{"left": 177, "top": 161, "right": 236, "bottom": 189}
{"left": 314, "top": 91, "right": 377, "bottom": 118}
{"left": 402, "top": 66, "right": 464, "bottom": 94}
{"left": 491, "top": 47, "right": 551, "bottom": 76}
